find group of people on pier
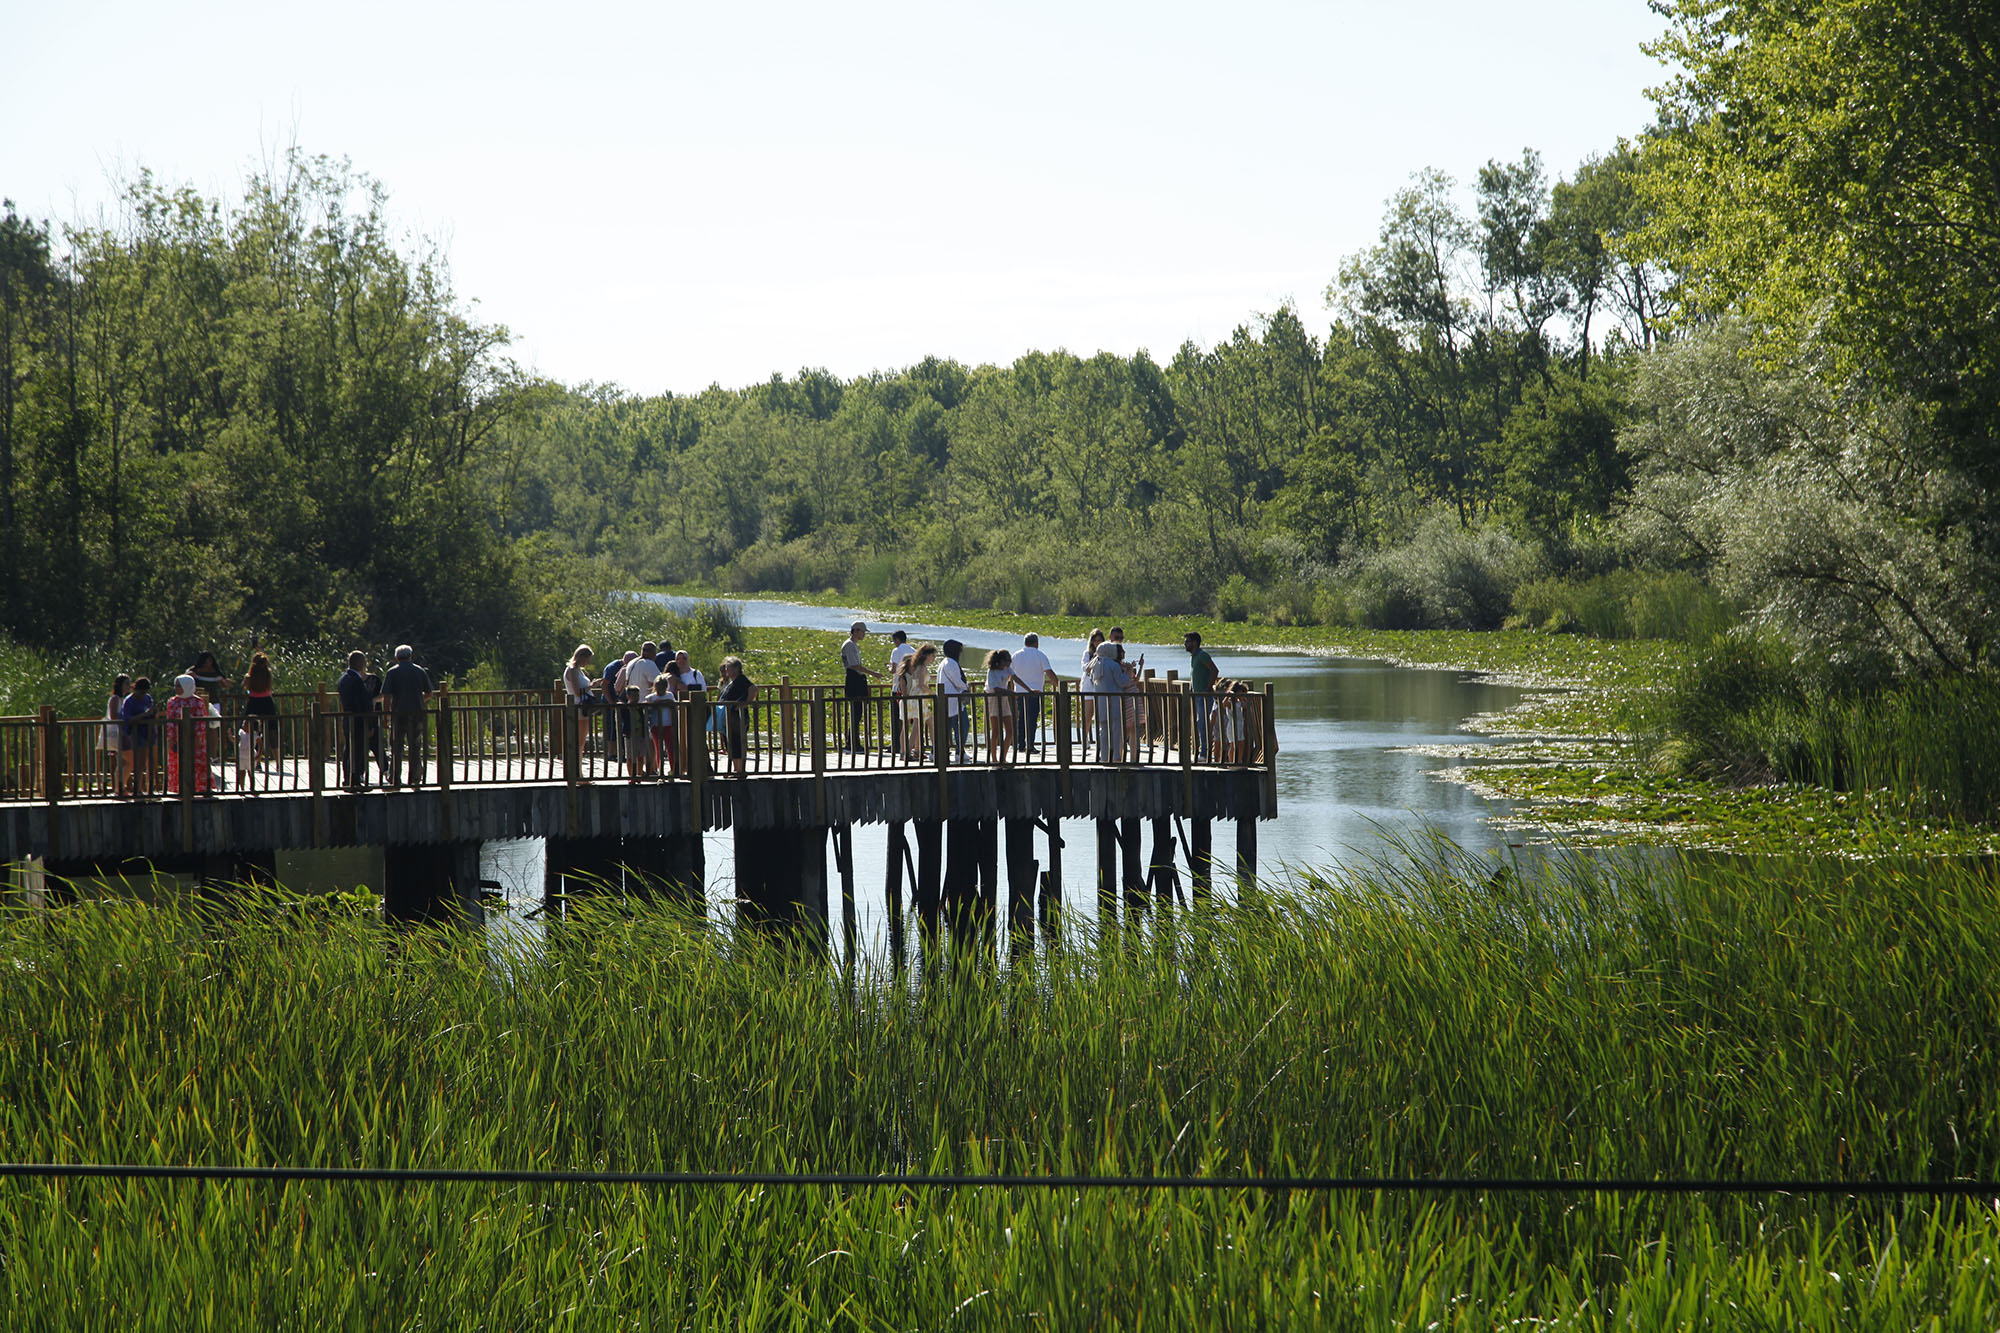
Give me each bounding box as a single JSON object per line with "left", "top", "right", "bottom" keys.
{"left": 100, "top": 650, "right": 288, "bottom": 797}
{"left": 78, "top": 622, "right": 1261, "bottom": 800}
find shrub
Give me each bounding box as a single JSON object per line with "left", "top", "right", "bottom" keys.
{"left": 1510, "top": 569, "right": 1739, "bottom": 642}
{"left": 1342, "top": 510, "right": 1533, "bottom": 630}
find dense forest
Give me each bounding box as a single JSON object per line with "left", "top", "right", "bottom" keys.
{"left": 1, "top": 0, "right": 1993, "bottom": 687}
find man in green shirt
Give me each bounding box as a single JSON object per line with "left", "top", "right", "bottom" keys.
{"left": 1184, "top": 632, "right": 1218, "bottom": 761}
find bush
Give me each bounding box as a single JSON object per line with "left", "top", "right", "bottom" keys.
{"left": 1510, "top": 569, "right": 1739, "bottom": 642}
{"left": 1341, "top": 511, "right": 1534, "bottom": 630}
{"left": 1649, "top": 633, "right": 2000, "bottom": 824}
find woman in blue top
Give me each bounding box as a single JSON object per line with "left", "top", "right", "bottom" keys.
{"left": 120, "top": 677, "right": 157, "bottom": 796}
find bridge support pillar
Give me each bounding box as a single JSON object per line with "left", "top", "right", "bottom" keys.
{"left": 1096, "top": 820, "right": 1118, "bottom": 928}
{"left": 1150, "top": 817, "right": 1180, "bottom": 907}
{"left": 733, "top": 824, "right": 827, "bottom": 947}
{"left": 1005, "top": 818, "right": 1037, "bottom": 959}
{"left": 1236, "top": 817, "right": 1257, "bottom": 889}
{"left": 943, "top": 818, "right": 986, "bottom": 952}
{"left": 885, "top": 821, "right": 909, "bottom": 966}
{"left": 1119, "top": 817, "right": 1145, "bottom": 919}
{"left": 913, "top": 820, "right": 942, "bottom": 944}
{"left": 544, "top": 836, "right": 626, "bottom": 919}
{"left": 617, "top": 834, "right": 706, "bottom": 908}
{"left": 384, "top": 841, "right": 482, "bottom": 925}
{"left": 1191, "top": 818, "right": 1214, "bottom": 904}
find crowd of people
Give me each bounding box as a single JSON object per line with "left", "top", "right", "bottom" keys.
{"left": 100, "top": 648, "right": 303, "bottom": 797}
{"left": 87, "top": 625, "right": 1259, "bottom": 799}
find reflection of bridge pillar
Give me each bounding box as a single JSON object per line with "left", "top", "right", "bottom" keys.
{"left": 384, "top": 841, "right": 482, "bottom": 925}
{"left": 733, "top": 824, "right": 827, "bottom": 947}
{"left": 617, "top": 835, "right": 706, "bottom": 908}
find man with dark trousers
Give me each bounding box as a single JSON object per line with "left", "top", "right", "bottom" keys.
{"left": 381, "top": 644, "right": 433, "bottom": 788}
{"left": 336, "top": 650, "right": 374, "bottom": 790}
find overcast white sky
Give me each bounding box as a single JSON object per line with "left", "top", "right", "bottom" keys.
{"left": 3, "top": 1, "right": 1666, "bottom": 395}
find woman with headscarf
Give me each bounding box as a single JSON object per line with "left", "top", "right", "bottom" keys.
{"left": 1086, "top": 641, "right": 1129, "bottom": 762}
{"left": 1079, "top": 628, "right": 1105, "bottom": 743}
{"left": 163, "top": 674, "right": 214, "bottom": 795}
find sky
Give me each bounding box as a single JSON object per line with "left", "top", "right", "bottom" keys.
{"left": 3, "top": 1, "right": 1668, "bottom": 396}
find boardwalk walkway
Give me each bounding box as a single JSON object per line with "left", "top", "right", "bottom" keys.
{"left": 0, "top": 683, "right": 1277, "bottom": 873}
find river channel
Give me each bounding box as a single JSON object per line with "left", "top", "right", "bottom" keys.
{"left": 484, "top": 600, "right": 1541, "bottom": 961}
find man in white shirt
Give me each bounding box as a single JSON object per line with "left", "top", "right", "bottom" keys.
{"left": 937, "top": 639, "right": 970, "bottom": 762}
{"left": 1009, "top": 633, "right": 1056, "bottom": 755}
{"left": 624, "top": 641, "right": 662, "bottom": 697}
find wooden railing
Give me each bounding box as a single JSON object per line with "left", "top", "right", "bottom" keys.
{"left": 0, "top": 679, "right": 1275, "bottom": 805}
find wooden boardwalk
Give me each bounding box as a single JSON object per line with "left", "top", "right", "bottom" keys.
{"left": 0, "top": 684, "right": 1277, "bottom": 869}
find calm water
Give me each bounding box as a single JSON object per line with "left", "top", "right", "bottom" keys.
{"left": 482, "top": 600, "right": 1539, "bottom": 960}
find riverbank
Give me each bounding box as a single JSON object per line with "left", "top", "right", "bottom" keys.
{"left": 6, "top": 853, "right": 1996, "bottom": 1323}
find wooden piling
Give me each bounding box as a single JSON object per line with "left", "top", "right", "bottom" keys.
{"left": 1119, "top": 816, "right": 1145, "bottom": 917}
{"left": 1096, "top": 819, "right": 1118, "bottom": 928}
{"left": 913, "top": 818, "right": 943, "bottom": 942}
{"left": 1191, "top": 817, "right": 1214, "bottom": 904}
{"left": 1005, "top": 817, "right": 1037, "bottom": 952}
{"left": 885, "top": 820, "right": 909, "bottom": 966}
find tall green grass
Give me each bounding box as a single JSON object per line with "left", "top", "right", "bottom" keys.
{"left": 1654, "top": 635, "right": 2000, "bottom": 825}
{"left": 4, "top": 848, "right": 1999, "bottom": 1325}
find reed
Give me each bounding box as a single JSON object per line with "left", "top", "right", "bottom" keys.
{"left": 3, "top": 847, "right": 1998, "bottom": 1325}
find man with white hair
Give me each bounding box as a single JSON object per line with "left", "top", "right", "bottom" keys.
{"left": 380, "top": 644, "right": 432, "bottom": 788}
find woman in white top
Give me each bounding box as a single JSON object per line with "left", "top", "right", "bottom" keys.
{"left": 982, "top": 649, "right": 1016, "bottom": 764}
{"left": 563, "top": 645, "right": 601, "bottom": 770}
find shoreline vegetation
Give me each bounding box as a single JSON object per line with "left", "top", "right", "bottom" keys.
{"left": 6, "top": 852, "right": 2000, "bottom": 1324}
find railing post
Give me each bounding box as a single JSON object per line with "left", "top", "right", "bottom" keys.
{"left": 686, "top": 688, "right": 708, "bottom": 809}
{"left": 810, "top": 690, "right": 827, "bottom": 778}
{"left": 38, "top": 706, "right": 59, "bottom": 807}
{"left": 562, "top": 702, "right": 580, "bottom": 786}
{"left": 810, "top": 688, "right": 827, "bottom": 824}
{"left": 1054, "top": 686, "right": 1072, "bottom": 772}
{"left": 933, "top": 683, "right": 949, "bottom": 770}
{"left": 1262, "top": 683, "right": 1279, "bottom": 812}
{"left": 309, "top": 690, "right": 327, "bottom": 797}
{"left": 780, "top": 676, "right": 795, "bottom": 753}
{"left": 436, "top": 691, "right": 454, "bottom": 792}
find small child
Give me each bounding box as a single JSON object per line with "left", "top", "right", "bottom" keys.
{"left": 1221, "top": 680, "right": 1252, "bottom": 765}
{"left": 647, "top": 673, "right": 679, "bottom": 777}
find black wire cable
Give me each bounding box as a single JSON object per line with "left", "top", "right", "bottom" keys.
{"left": 0, "top": 1164, "right": 1994, "bottom": 1196}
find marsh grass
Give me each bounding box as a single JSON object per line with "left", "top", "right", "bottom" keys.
{"left": 4, "top": 849, "right": 1999, "bottom": 1326}
{"left": 1652, "top": 636, "right": 2000, "bottom": 827}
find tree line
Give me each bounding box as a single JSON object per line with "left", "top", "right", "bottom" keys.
{"left": 3, "top": 0, "right": 1993, "bottom": 684}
